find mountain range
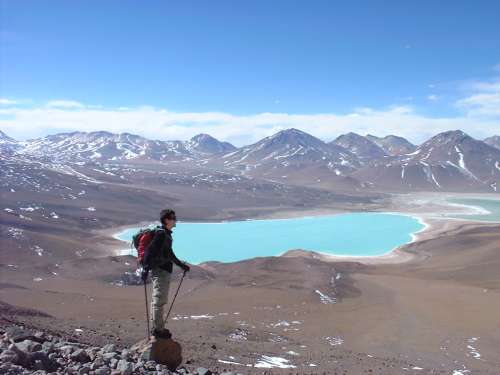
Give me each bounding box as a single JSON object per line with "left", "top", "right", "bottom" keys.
{"left": 1, "top": 128, "right": 499, "bottom": 192}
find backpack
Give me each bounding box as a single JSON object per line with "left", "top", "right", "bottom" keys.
{"left": 131, "top": 227, "right": 159, "bottom": 265}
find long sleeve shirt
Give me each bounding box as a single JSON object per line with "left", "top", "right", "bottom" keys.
{"left": 143, "top": 225, "right": 185, "bottom": 273}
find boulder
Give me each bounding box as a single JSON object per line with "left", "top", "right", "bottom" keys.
{"left": 116, "top": 359, "right": 133, "bottom": 375}
{"left": 102, "top": 352, "right": 118, "bottom": 363}
{"left": 4, "top": 327, "right": 42, "bottom": 343}
{"left": 120, "top": 349, "right": 131, "bottom": 360}
{"left": 7, "top": 344, "right": 29, "bottom": 367}
{"left": 131, "top": 337, "right": 182, "bottom": 371}
{"left": 70, "top": 348, "right": 91, "bottom": 363}
{"left": 28, "top": 351, "right": 59, "bottom": 372}
{"left": 0, "top": 349, "right": 19, "bottom": 364}
{"left": 58, "top": 344, "right": 77, "bottom": 355}
{"left": 78, "top": 364, "right": 91, "bottom": 374}
{"left": 14, "top": 339, "right": 42, "bottom": 353}
{"left": 94, "top": 367, "right": 111, "bottom": 375}
{"left": 102, "top": 344, "right": 116, "bottom": 353}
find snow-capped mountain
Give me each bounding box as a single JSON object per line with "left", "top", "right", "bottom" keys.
{"left": 365, "top": 134, "right": 416, "bottom": 156}
{"left": 0, "top": 130, "right": 16, "bottom": 143}
{"left": 330, "top": 132, "right": 387, "bottom": 161}
{"left": 354, "top": 130, "right": 500, "bottom": 191}
{"left": 14, "top": 131, "right": 235, "bottom": 162}
{"left": 0, "top": 130, "right": 21, "bottom": 155}
{"left": 1, "top": 128, "right": 498, "bottom": 192}
{"left": 185, "top": 133, "right": 236, "bottom": 155}
{"left": 217, "top": 128, "right": 360, "bottom": 180}
{"left": 484, "top": 135, "right": 500, "bottom": 150}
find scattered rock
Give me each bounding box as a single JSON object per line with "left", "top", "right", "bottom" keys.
{"left": 28, "top": 351, "right": 58, "bottom": 372}
{"left": 102, "top": 343, "right": 117, "bottom": 353}
{"left": 102, "top": 351, "right": 118, "bottom": 363}
{"left": 120, "top": 348, "right": 131, "bottom": 360}
{"left": 70, "top": 348, "right": 91, "bottom": 363}
{"left": 94, "top": 367, "right": 112, "bottom": 375}
{"left": 197, "top": 367, "right": 212, "bottom": 375}
{"left": 4, "top": 327, "right": 41, "bottom": 343}
{"left": 116, "top": 359, "right": 133, "bottom": 375}
{"left": 131, "top": 337, "right": 182, "bottom": 371}
{"left": 0, "top": 323, "right": 219, "bottom": 375}
{"left": 8, "top": 344, "right": 29, "bottom": 367}
{"left": 14, "top": 339, "right": 42, "bottom": 353}
{"left": 59, "top": 344, "right": 77, "bottom": 355}
{"left": 0, "top": 349, "right": 19, "bottom": 364}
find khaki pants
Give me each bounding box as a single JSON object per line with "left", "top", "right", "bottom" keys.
{"left": 150, "top": 267, "right": 171, "bottom": 331}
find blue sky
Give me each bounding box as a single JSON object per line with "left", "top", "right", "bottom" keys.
{"left": 1, "top": 0, "right": 499, "bottom": 144}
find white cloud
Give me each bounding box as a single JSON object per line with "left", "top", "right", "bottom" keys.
{"left": 427, "top": 94, "right": 439, "bottom": 101}
{"left": 46, "top": 100, "right": 85, "bottom": 109}
{"left": 455, "top": 77, "right": 500, "bottom": 118}
{"left": 467, "top": 79, "right": 500, "bottom": 93}
{"left": 0, "top": 98, "right": 18, "bottom": 105}
{"left": 456, "top": 92, "right": 500, "bottom": 117}
{"left": 0, "top": 100, "right": 499, "bottom": 146}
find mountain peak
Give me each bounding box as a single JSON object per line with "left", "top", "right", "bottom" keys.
{"left": 190, "top": 133, "right": 216, "bottom": 142}
{"left": 441, "top": 129, "right": 467, "bottom": 137}
{"left": 272, "top": 128, "right": 310, "bottom": 138}
{"left": 365, "top": 134, "right": 416, "bottom": 155}
{"left": 427, "top": 130, "right": 472, "bottom": 146}
{"left": 333, "top": 132, "right": 370, "bottom": 143}
{"left": 331, "top": 132, "right": 386, "bottom": 159}
{"left": 187, "top": 133, "right": 236, "bottom": 154}
{"left": 484, "top": 135, "right": 500, "bottom": 150}
{"left": 0, "top": 130, "right": 17, "bottom": 143}
{"left": 267, "top": 128, "right": 322, "bottom": 145}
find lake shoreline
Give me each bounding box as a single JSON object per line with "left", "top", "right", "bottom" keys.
{"left": 96, "top": 192, "right": 499, "bottom": 265}
{"left": 100, "top": 212, "right": 441, "bottom": 265}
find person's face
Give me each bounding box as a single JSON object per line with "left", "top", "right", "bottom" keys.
{"left": 165, "top": 216, "right": 177, "bottom": 230}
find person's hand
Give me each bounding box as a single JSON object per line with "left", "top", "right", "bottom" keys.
{"left": 141, "top": 267, "right": 149, "bottom": 282}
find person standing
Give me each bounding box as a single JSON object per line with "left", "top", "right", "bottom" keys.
{"left": 141, "top": 209, "right": 190, "bottom": 339}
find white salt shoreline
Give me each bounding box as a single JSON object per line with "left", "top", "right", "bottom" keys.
{"left": 101, "top": 193, "right": 499, "bottom": 265}
{"left": 107, "top": 211, "right": 432, "bottom": 264}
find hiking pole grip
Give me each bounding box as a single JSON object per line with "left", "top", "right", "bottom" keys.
{"left": 144, "top": 278, "right": 150, "bottom": 341}
{"left": 165, "top": 270, "right": 186, "bottom": 322}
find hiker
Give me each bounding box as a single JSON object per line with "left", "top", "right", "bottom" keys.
{"left": 141, "top": 209, "right": 190, "bottom": 339}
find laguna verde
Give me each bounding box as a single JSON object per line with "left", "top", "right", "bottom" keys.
{"left": 115, "top": 213, "right": 426, "bottom": 265}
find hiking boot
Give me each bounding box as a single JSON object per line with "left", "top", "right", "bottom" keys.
{"left": 152, "top": 328, "right": 172, "bottom": 339}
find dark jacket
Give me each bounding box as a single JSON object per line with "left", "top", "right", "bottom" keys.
{"left": 143, "top": 225, "right": 186, "bottom": 273}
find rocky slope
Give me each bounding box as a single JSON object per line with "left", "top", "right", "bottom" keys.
{"left": 0, "top": 130, "right": 21, "bottom": 155}
{"left": 330, "top": 132, "right": 387, "bottom": 162}
{"left": 210, "top": 128, "right": 362, "bottom": 188}
{"left": 353, "top": 130, "right": 500, "bottom": 192}
{"left": 13, "top": 132, "right": 236, "bottom": 163}
{"left": 185, "top": 134, "right": 236, "bottom": 155}
{"left": 0, "top": 321, "right": 221, "bottom": 375}
{"left": 365, "top": 134, "right": 416, "bottom": 155}
{"left": 484, "top": 135, "right": 500, "bottom": 150}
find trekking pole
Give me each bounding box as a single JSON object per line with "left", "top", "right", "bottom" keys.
{"left": 165, "top": 269, "right": 187, "bottom": 322}
{"left": 143, "top": 277, "right": 150, "bottom": 341}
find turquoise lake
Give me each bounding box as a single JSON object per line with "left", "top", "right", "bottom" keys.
{"left": 446, "top": 198, "right": 500, "bottom": 222}
{"left": 115, "top": 213, "right": 425, "bottom": 265}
